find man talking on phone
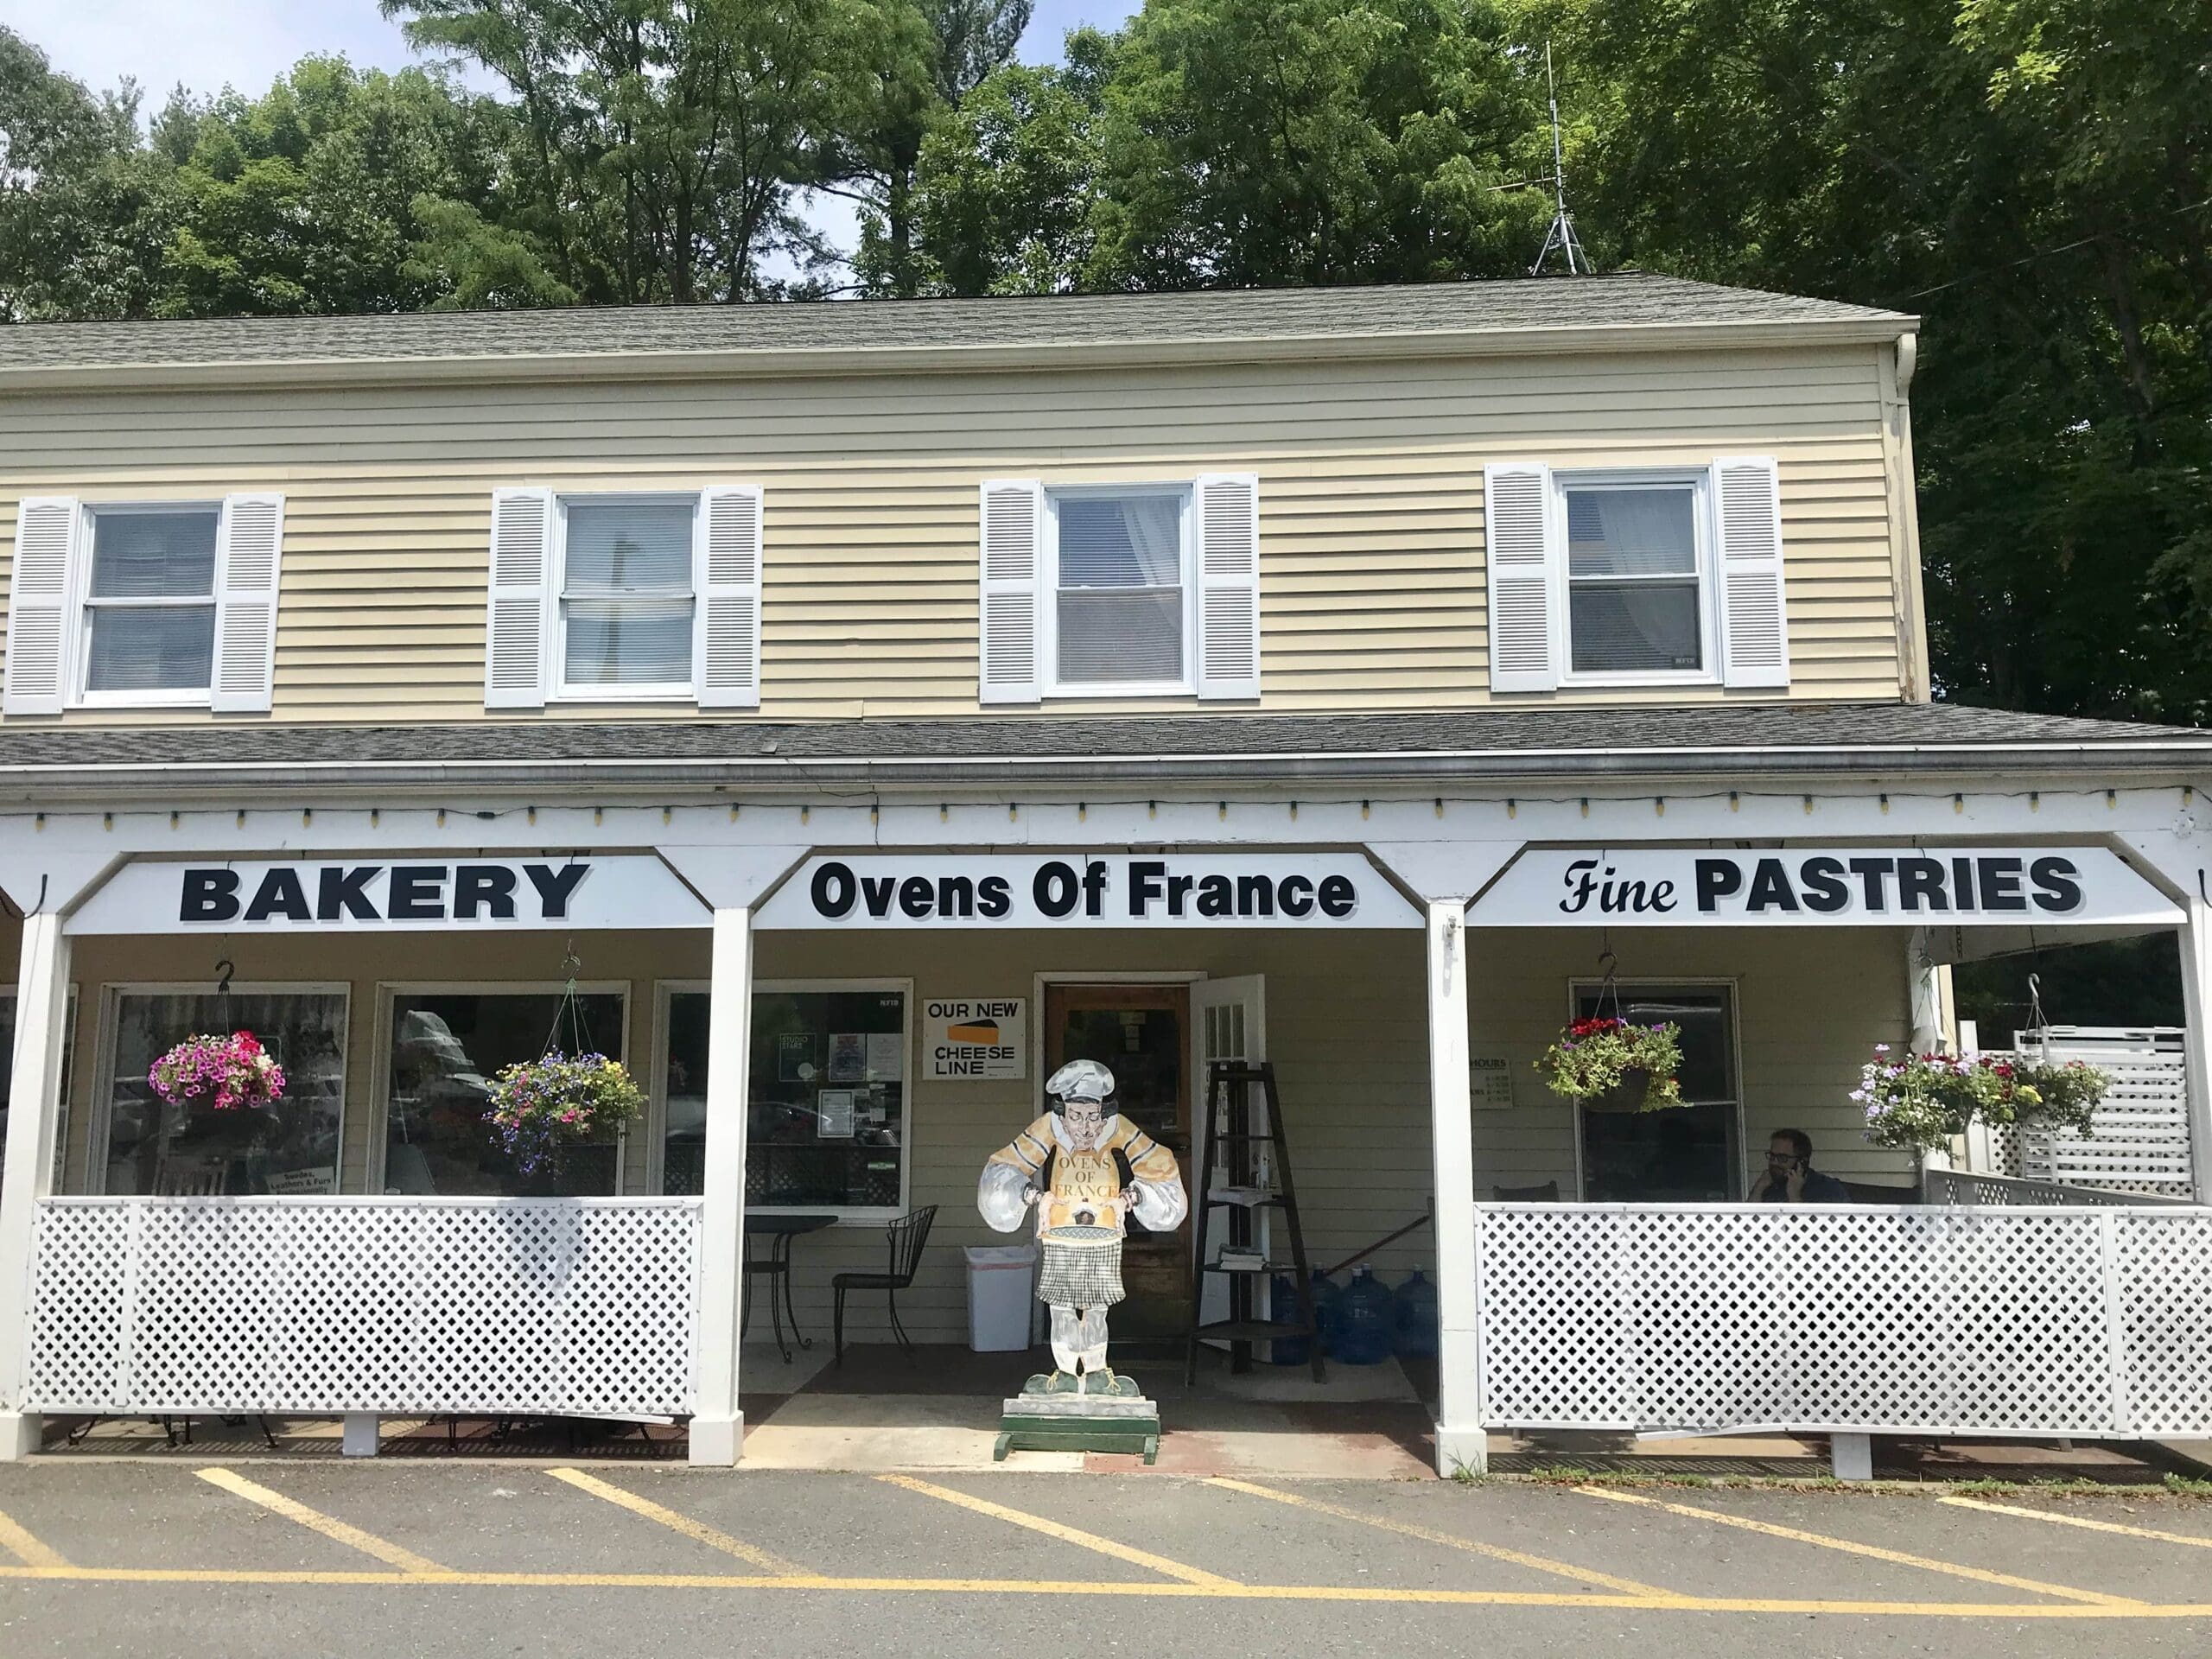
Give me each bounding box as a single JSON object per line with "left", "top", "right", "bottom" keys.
{"left": 1749, "top": 1128, "right": 1851, "bottom": 1203}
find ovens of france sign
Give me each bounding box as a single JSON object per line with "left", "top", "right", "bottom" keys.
{"left": 1466, "top": 847, "right": 2180, "bottom": 927}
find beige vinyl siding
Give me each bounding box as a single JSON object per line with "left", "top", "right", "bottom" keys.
{"left": 0, "top": 343, "right": 1906, "bottom": 724}
{"left": 35, "top": 918, "right": 1913, "bottom": 1345}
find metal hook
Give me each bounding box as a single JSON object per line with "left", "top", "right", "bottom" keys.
{"left": 215, "top": 958, "right": 235, "bottom": 996}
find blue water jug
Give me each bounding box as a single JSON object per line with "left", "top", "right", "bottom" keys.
{"left": 1332, "top": 1265, "right": 1395, "bottom": 1365}
{"left": 1267, "top": 1268, "right": 1337, "bottom": 1365}
{"left": 1393, "top": 1268, "right": 1440, "bottom": 1359}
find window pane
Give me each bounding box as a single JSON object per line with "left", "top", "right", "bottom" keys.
{"left": 86, "top": 605, "right": 217, "bottom": 692}
{"left": 1568, "top": 582, "right": 1701, "bottom": 673}
{"left": 1057, "top": 588, "right": 1184, "bottom": 683}
{"left": 564, "top": 598, "right": 696, "bottom": 685}
{"left": 0, "top": 996, "right": 75, "bottom": 1191}
{"left": 565, "top": 500, "right": 694, "bottom": 591}
{"left": 385, "top": 991, "right": 627, "bottom": 1197}
{"left": 1058, "top": 495, "right": 1183, "bottom": 587}
{"left": 1565, "top": 487, "right": 1696, "bottom": 577}
{"left": 88, "top": 511, "right": 218, "bottom": 598}
{"left": 659, "top": 988, "right": 907, "bottom": 1206}
{"left": 103, "top": 992, "right": 347, "bottom": 1196}
{"left": 1573, "top": 985, "right": 1738, "bottom": 1201}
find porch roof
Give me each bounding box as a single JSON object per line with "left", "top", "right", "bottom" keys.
{"left": 0, "top": 702, "right": 2204, "bottom": 795}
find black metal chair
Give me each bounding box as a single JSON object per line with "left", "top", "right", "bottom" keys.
{"left": 1492, "top": 1181, "right": 1560, "bottom": 1202}
{"left": 831, "top": 1205, "right": 938, "bottom": 1364}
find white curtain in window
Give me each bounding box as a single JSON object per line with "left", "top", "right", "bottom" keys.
{"left": 1567, "top": 488, "right": 1695, "bottom": 576}
{"left": 1058, "top": 495, "right": 1183, "bottom": 587}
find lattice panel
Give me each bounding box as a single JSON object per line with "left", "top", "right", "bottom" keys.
{"left": 2015, "top": 1027, "right": 2195, "bottom": 1198}
{"left": 1474, "top": 1202, "right": 2212, "bottom": 1439}
{"left": 22, "top": 1198, "right": 699, "bottom": 1419}
{"left": 2113, "top": 1211, "right": 2212, "bottom": 1435}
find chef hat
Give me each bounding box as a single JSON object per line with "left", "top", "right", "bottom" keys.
{"left": 1046, "top": 1058, "right": 1116, "bottom": 1107}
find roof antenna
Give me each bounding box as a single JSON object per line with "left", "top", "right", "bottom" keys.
{"left": 1529, "top": 42, "right": 1592, "bottom": 276}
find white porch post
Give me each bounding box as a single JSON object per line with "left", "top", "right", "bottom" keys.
{"left": 690, "top": 905, "right": 755, "bottom": 1465}
{"left": 1426, "top": 899, "right": 1484, "bottom": 1477}
{"left": 0, "top": 911, "right": 73, "bottom": 1459}
{"left": 2179, "top": 898, "right": 2212, "bottom": 1205}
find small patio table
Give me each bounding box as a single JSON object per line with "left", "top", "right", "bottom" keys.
{"left": 744, "top": 1212, "right": 837, "bottom": 1363}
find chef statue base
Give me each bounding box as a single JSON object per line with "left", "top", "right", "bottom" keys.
{"left": 977, "top": 1058, "right": 1185, "bottom": 1465}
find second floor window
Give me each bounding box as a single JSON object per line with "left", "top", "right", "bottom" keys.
{"left": 559, "top": 497, "right": 697, "bottom": 696}
{"left": 1051, "top": 488, "right": 1191, "bottom": 691}
{"left": 1562, "top": 480, "right": 1707, "bottom": 677}
{"left": 82, "top": 506, "right": 220, "bottom": 699}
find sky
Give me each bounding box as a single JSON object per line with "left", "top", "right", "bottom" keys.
{"left": 11, "top": 1, "right": 1129, "bottom": 106}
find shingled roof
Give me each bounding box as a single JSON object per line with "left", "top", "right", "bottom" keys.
{"left": 0, "top": 274, "right": 1911, "bottom": 380}
{"left": 0, "top": 703, "right": 2196, "bottom": 793}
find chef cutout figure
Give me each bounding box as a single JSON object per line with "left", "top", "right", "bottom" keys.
{"left": 978, "top": 1058, "right": 1187, "bottom": 1397}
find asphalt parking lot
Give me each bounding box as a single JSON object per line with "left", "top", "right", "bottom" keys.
{"left": 5, "top": 1463, "right": 2212, "bottom": 1656}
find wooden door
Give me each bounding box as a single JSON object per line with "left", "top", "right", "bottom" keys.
{"left": 1043, "top": 982, "right": 1192, "bottom": 1336}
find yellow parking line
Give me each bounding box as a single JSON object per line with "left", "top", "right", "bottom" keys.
{"left": 1206, "top": 1477, "right": 1680, "bottom": 1598}
{"left": 876, "top": 1473, "right": 1236, "bottom": 1586}
{"left": 1942, "top": 1495, "right": 2212, "bottom": 1549}
{"left": 0, "top": 1506, "right": 69, "bottom": 1569}
{"left": 3, "top": 1560, "right": 2212, "bottom": 1615}
{"left": 1576, "top": 1486, "right": 2140, "bottom": 1607}
{"left": 194, "top": 1467, "right": 446, "bottom": 1575}
{"left": 547, "top": 1468, "right": 803, "bottom": 1576}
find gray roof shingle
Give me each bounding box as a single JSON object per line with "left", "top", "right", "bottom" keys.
{"left": 0, "top": 275, "right": 1910, "bottom": 378}
{"left": 0, "top": 703, "right": 2197, "bottom": 790}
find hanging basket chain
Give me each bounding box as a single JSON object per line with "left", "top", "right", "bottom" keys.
{"left": 540, "top": 938, "right": 596, "bottom": 1059}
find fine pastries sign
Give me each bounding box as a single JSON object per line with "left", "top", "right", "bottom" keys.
{"left": 1466, "top": 846, "right": 2181, "bottom": 927}
{"left": 757, "top": 854, "right": 1421, "bottom": 930}
{"left": 67, "top": 855, "right": 709, "bottom": 934}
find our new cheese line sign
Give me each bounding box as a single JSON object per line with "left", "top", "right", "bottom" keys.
{"left": 1466, "top": 846, "right": 2180, "bottom": 927}
{"left": 924, "top": 999, "right": 1027, "bottom": 1079}
{"left": 756, "top": 854, "right": 1421, "bottom": 930}
{"left": 66, "top": 855, "right": 709, "bottom": 934}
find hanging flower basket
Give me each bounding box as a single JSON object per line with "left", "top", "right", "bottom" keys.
{"left": 1852, "top": 1046, "right": 2110, "bottom": 1154}
{"left": 484, "top": 1051, "right": 646, "bottom": 1177}
{"left": 148, "top": 1031, "right": 287, "bottom": 1113}
{"left": 1535, "top": 1017, "right": 1685, "bottom": 1112}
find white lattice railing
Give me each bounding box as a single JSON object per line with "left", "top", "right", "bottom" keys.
{"left": 21, "top": 1198, "right": 701, "bottom": 1419}
{"left": 1925, "top": 1168, "right": 2194, "bottom": 1208}
{"left": 1475, "top": 1203, "right": 2212, "bottom": 1439}
{"left": 2010, "top": 1027, "right": 2196, "bottom": 1197}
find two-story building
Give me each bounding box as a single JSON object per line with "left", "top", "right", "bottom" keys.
{"left": 3, "top": 276, "right": 2210, "bottom": 1476}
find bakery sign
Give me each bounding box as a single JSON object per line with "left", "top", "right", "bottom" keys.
{"left": 67, "top": 855, "right": 709, "bottom": 934}
{"left": 924, "top": 999, "right": 1027, "bottom": 1080}
{"left": 757, "top": 854, "right": 1421, "bottom": 930}
{"left": 1466, "top": 847, "right": 2180, "bottom": 928}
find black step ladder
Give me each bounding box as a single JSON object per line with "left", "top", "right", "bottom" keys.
{"left": 1185, "top": 1058, "right": 1323, "bottom": 1384}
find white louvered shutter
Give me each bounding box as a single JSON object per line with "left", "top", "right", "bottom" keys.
{"left": 1195, "top": 473, "right": 1262, "bottom": 700}
{"left": 484, "top": 487, "right": 553, "bottom": 709}
{"left": 695, "top": 486, "right": 763, "bottom": 709}
{"left": 1483, "top": 462, "right": 1558, "bottom": 692}
{"left": 1713, "top": 455, "right": 1789, "bottom": 688}
{"left": 3, "top": 498, "right": 82, "bottom": 716}
{"left": 210, "top": 493, "right": 284, "bottom": 713}
{"left": 979, "top": 480, "right": 1044, "bottom": 703}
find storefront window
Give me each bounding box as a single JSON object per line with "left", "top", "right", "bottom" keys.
{"left": 102, "top": 989, "right": 346, "bottom": 1196}
{"left": 0, "top": 993, "right": 76, "bottom": 1191}
{"left": 660, "top": 985, "right": 908, "bottom": 1211}
{"left": 1573, "top": 983, "right": 1741, "bottom": 1201}
{"left": 385, "top": 989, "right": 627, "bottom": 1197}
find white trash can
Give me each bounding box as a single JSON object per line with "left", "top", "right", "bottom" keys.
{"left": 964, "top": 1243, "right": 1038, "bottom": 1351}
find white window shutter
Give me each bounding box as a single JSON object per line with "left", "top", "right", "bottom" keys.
{"left": 485, "top": 487, "right": 553, "bottom": 709}
{"left": 979, "top": 480, "right": 1043, "bottom": 703}
{"left": 1483, "top": 462, "right": 1558, "bottom": 692}
{"left": 1713, "top": 455, "right": 1789, "bottom": 689}
{"left": 1195, "top": 472, "right": 1262, "bottom": 701}
{"left": 210, "top": 493, "right": 284, "bottom": 714}
{"left": 695, "top": 486, "right": 763, "bottom": 709}
{"left": 3, "top": 497, "right": 82, "bottom": 716}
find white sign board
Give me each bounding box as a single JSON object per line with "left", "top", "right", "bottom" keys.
{"left": 758, "top": 855, "right": 1420, "bottom": 930}
{"left": 1467, "top": 847, "right": 2179, "bottom": 928}
{"left": 924, "top": 999, "right": 1027, "bottom": 1079}
{"left": 67, "top": 855, "right": 708, "bottom": 934}
{"left": 1469, "top": 1056, "right": 1516, "bottom": 1110}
